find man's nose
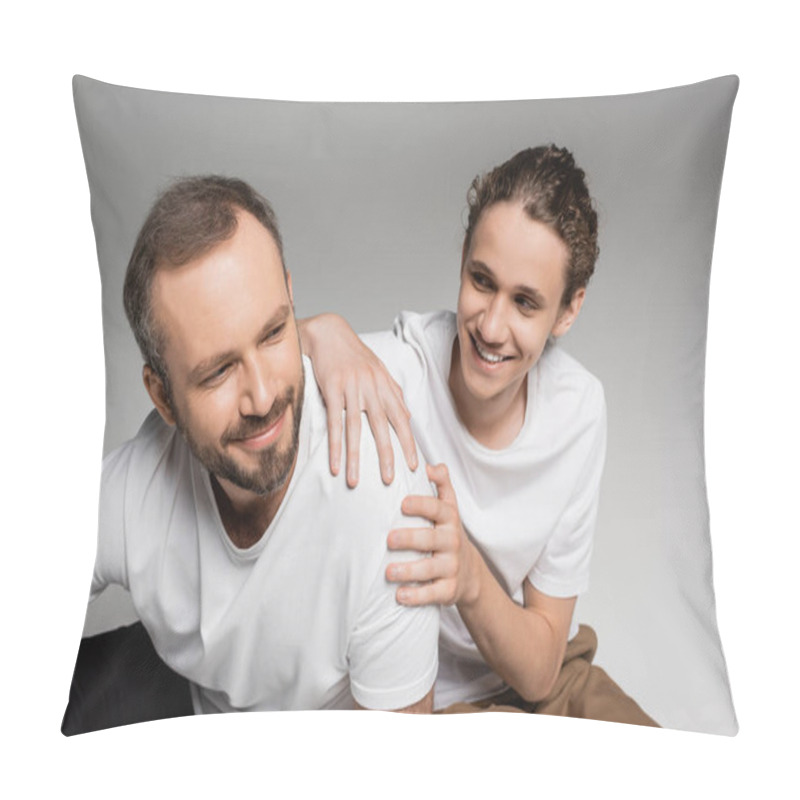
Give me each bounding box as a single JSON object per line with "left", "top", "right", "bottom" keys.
{"left": 477, "top": 294, "right": 506, "bottom": 345}
{"left": 238, "top": 357, "right": 275, "bottom": 418}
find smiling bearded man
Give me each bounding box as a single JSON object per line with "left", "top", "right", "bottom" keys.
{"left": 64, "top": 175, "right": 438, "bottom": 731}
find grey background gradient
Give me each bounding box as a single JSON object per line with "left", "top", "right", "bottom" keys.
{"left": 73, "top": 74, "right": 738, "bottom": 734}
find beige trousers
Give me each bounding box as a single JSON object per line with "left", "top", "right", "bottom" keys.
{"left": 438, "top": 625, "right": 659, "bottom": 727}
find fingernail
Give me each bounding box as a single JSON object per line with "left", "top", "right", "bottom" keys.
{"left": 397, "top": 589, "right": 408, "bottom": 604}
{"left": 410, "top": 454, "right": 418, "bottom": 470}
{"left": 383, "top": 461, "right": 393, "bottom": 481}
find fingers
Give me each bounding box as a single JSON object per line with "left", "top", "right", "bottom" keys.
{"left": 343, "top": 380, "right": 362, "bottom": 488}
{"left": 382, "top": 378, "right": 418, "bottom": 472}
{"left": 390, "top": 402, "right": 418, "bottom": 474}
{"left": 343, "top": 371, "right": 405, "bottom": 487}
{"left": 388, "top": 525, "right": 435, "bottom": 553}
{"left": 362, "top": 375, "right": 418, "bottom": 484}
{"left": 386, "top": 554, "right": 456, "bottom": 584}
{"left": 425, "top": 463, "right": 457, "bottom": 505}
{"left": 331, "top": 365, "right": 421, "bottom": 488}
{"left": 396, "top": 580, "right": 457, "bottom": 607}
{"left": 386, "top": 373, "right": 411, "bottom": 420}
{"left": 344, "top": 405, "right": 361, "bottom": 488}
{"left": 400, "top": 493, "right": 453, "bottom": 525}
{"left": 368, "top": 419, "right": 395, "bottom": 485}
{"left": 386, "top": 556, "right": 458, "bottom": 607}
{"left": 387, "top": 523, "right": 458, "bottom": 554}
{"left": 326, "top": 396, "right": 344, "bottom": 477}
{"left": 363, "top": 392, "right": 395, "bottom": 485}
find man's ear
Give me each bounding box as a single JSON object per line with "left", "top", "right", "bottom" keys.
{"left": 143, "top": 365, "right": 176, "bottom": 426}
{"left": 552, "top": 288, "right": 586, "bottom": 338}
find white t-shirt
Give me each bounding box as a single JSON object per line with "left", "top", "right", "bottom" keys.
{"left": 93, "top": 357, "right": 439, "bottom": 713}
{"left": 362, "top": 311, "right": 607, "bottom": 708}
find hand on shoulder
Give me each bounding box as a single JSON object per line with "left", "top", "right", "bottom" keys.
{"left": 386, "top": 463, "right": 482, "bottom": 608}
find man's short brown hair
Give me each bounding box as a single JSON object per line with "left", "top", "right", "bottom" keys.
{"left": 123, "top": 175, "right": 284, "bottom": 389}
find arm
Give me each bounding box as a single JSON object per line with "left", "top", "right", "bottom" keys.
{"left": 460, "top": 569, "right": 575, "bottom": 703}
{"left": 347, "top": 452, "right": 440, "bottom": 713}
{"left": 388, "top": 464, "right": 573, "bottom": 702}
{"left": 298, "top": 314, "right": 417, "bottom": 487}
{"left": 92, "top": 443, "right": 134, "bottom": 599}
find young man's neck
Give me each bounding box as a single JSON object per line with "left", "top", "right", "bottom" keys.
{"left": 210, "top": 465, "right": 295, "bottom": 550}
{"left": 448, "top": 339, "right": 527, "bottom": 450}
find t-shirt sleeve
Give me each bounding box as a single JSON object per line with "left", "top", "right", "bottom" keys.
{"left": 360, "top": 315, "right": 428, "bottom": 406}
{"left": 529, "top": 381, "right": 607, "bottom": 598}
{"left": 346, "top": 459, "right": 440, "bottom": 710}
{"left": 91, "top": 444, "right": 131, "bottom": 600}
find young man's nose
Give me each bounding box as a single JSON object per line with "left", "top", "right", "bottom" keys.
{"left": 477, "top": 295, "right": 507, "bottom": 345}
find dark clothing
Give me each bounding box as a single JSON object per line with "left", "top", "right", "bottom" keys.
{"left": 61, "top": 622, "right": 193, "bottom": 736}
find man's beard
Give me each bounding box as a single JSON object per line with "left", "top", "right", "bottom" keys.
{"left": 174, "top": 371, "right": 304, "bottom": 496}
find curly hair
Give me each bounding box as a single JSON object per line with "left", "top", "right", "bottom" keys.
{"left": 464, "top": 145, "right": 599, "bottom": 306}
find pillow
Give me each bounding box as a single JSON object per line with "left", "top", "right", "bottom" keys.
{"left": 67, "top": 74, "right": 738, "bottom": 734}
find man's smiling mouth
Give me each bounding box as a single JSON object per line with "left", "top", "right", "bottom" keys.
{"left": 470, "top": 333, "right": 512, "bottom": 364}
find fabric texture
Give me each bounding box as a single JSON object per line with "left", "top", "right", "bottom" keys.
{"left": 363, "top": 311, "right": 606, "bottom": 709}
{"left": 92, "top": 359, "right": 439, "bottom": 713}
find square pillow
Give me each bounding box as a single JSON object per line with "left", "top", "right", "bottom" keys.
{"left": 66, "top": 74, "right": 738, "bottom": 734}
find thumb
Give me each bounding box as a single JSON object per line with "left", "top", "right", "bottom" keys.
{"left": 427, "top": 463, "right": 457, "bottom": 506}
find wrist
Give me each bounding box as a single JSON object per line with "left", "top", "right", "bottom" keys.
{"left": 298, "top": 313, "right": 335, "bottom": 356}
{"left": 297, "top": 315, "right": 315, "bottom": 356}
{"left": 457, "top": 541, "right": 484, "bottom": 610}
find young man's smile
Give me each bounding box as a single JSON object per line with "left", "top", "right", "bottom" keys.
{"left": 448, "top": 200, "right": 584, "bottom": 444}
{"left": 468, "top": 330, "right": 515, "bottom": 369}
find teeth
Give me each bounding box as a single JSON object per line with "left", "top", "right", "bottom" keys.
{"left": 475, "top": 340, "right": 506, "bottom": 363}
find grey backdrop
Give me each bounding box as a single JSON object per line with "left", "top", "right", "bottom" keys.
{"left": 73, "top": 75, "right": 738, "bottom": 734}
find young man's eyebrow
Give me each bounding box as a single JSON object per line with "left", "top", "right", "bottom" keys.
{"left": 187, "top": 304, "right": 292, "bottom": 384}
{"left": 467, "top": 260, "right": 548, "bottom": 306}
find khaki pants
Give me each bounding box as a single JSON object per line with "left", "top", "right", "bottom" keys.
{"left": 438, "top": 625, "right": 659, "bottom": 727}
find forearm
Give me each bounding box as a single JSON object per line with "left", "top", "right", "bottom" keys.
{"left": 457, "top": 547, "right": 568, "bottom": 702}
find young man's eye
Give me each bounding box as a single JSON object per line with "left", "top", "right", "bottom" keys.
{"left": 515, "top": 295, "right": 538, "bottom": 312}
